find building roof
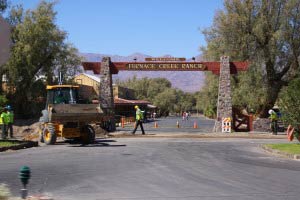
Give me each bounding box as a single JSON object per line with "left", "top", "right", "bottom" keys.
{"left": 147, "top": 104, "right": 157, "bottom": 109}
{"left": 89, "top": 98, "right": 151, "bottom": 106}
{"left": 78, "top": 73, "right": 100, "bottom": 83}
{"left": 114, "top": 98, "right": 150, "bottom": 105}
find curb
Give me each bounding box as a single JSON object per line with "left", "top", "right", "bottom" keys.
{"left": 0, "top": 140, "right": 38, "bottom": 152}
{"left": 261, "top": 145, "right": 300, "bottom": 160}
{"left": 109, "top": 132, "right": 286, "bottom": 139}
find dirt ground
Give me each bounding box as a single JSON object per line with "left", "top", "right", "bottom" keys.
{"left": 12, "top": 119, "right": 108, "bottom": 141}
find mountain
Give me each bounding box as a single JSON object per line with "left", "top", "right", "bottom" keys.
{"left": 80, "top": 52, "right": 205, "bottom": 93}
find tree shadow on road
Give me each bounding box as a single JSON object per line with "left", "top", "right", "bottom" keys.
{"left": 67, "top": 138, "right": 127, "bottom": 148}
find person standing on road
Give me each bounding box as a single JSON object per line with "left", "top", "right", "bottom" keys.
{"left": 0, "top": 108, "right": 5, "bottom": 139}
{"left": 6, "top": 105, "right": 14, "bottom": 138}
{"left": 182, "top": 111, "right": 186, "bottom": 121}
{"left": 0, "top": 108, "right": 8, "bottom": 139}
{"left": 132, "top": 105, "right": 145, "bottom": 135}
{"left": 269, "top": 109, "right": 278, "bottom": 135}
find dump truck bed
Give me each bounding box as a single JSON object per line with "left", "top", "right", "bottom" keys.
{"left": 50, "top": 104, "right": 107, "bottom": 123}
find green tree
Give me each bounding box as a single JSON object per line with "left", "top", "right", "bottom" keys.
{"left": 0, "top": 95, "right": 8, "bottom": 108}
{"left": 153, "top": 88, "right": 177, "bottom": 116}
{"left": 202, "top": 0, "right": 300, "bottom": 117}
{"left": 147, "top": 78, "right": 172, "bottom": 100}
{"left": 5, "top": 1, "right": 81, "bottom": 115}
{"left": 177, "top": 90, "right": 196, "bottom": 113}
{"left": 196, "top": 72, "right": 219, "bottom": 118}
{"left": 278, "top": 78, "right": 300, "bottom": 134}
{"left": 231, "top": 63, "right": 267, "bottom": 114}
{"left": 116, "top": 76, "right": 198, "bottom": 116}
{"left": 117, "top": 76, "right": 172, "bottom": 102}
{"left": 0, "top": 0, "right": 8, "bottom": 14}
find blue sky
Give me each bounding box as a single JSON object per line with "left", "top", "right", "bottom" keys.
{"left": 11, "top": 0, "right": 224, "bottom": 58}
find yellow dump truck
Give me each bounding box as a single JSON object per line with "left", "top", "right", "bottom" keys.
{"left": 39, "top": 85, "right": 110, "bottom": 145}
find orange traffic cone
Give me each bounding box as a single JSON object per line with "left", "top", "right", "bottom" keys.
{"left": 154, "top": 122, "right": 158, "bottom": 128}
{"left": 193, "top": 121, "right": 198, "bottom": 129}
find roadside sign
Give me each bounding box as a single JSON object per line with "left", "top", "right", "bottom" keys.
{"left": 222, "top": 117, "right": 231, "bottom": 133}
{"left": 145, "top": 57, "right": 186, "bottom": 61}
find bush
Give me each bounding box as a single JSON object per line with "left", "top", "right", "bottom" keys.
{"left": 0, "top": 96, "right": 8, "bottom": 109}
{"left": 0, "top": 184, "right": 11, "bottom": 200}
{"left": 278, "top": 78, "right": 300, "bottom": 138}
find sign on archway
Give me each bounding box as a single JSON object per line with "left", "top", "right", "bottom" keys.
{"left": 82, "top": 56, "right": 249, "bottom": 132}
{"left": 82, "top": 59, "right": 248, "bottom": 75}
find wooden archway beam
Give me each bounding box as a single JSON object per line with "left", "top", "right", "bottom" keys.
{"left": 81, "top": 61, "right": 249, "bottom": 75}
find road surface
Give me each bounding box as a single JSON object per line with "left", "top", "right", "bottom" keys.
{"left": 0, "top": 137, "right": 299, "bottom": 200}
{"left": 117, "top": 115, "right": 216, "bottom": 133}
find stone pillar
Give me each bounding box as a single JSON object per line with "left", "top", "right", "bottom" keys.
{"left": 0, "top": 17, "right": 11, "bottom": 66}
{"left": 100, "top": 57, "right": 116, "bottom": 131}
{"left": 214, "top": 56, "right": 232, "bottom": 132}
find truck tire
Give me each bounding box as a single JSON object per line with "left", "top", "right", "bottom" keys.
{"left": 38, "top": 124, "right": 44, "bottom": 143}
{"left": 43, "top": 124, "right": 56, "bottom": 145}
{"left": 81, "top": 125, "right": 95, "bottom": 144}
{"left": 39, "top": 132, "right": 44, "bottom": 143}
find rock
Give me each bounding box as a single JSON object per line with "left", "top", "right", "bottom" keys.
{"left": 253, "top": 118, "right": 271, "bottom": 132}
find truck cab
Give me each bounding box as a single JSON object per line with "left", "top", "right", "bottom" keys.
{"left": 46, "top": 85, "right": 79, "bottom": 105}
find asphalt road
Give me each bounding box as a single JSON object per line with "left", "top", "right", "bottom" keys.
{"left": 117, "top": 116, "right": 216, "bottom": 133}
{"left": 1, "top": 137, "right": 299, "bottom": 200}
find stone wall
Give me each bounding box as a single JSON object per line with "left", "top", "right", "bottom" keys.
{"left": 253, "top": 118, "right": 272, "bottom": 132}
{"left": 214, "top": 56, "right": 232, "bottom": 132}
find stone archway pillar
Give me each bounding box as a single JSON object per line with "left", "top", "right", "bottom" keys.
{"left": 0, "top": 17, "right": 11, "bottom": 66}
{"left": 214, "top": 56, "right": 232, "bottom": 132}
{"left": 100, "top": 57, "right": 116, "bottom": 131}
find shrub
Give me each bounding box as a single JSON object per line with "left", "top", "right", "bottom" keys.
{"left": 278, "top": 78, "right": 300, "bottom": 138}
{"left": 0, "top": 184, "right": 11, "bottom": 200}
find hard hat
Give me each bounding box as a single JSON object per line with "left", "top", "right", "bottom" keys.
{"left": 272, "top": 105, "right": 279, "bottom": 109}
{"left": 6, "top": 105, "right": 11, "bottom": 110}
{"left": 134, "top": 105, "right": 139, "bottom": 109}
{"left": 268, "top": 109, "right": 274, "bottom": 115}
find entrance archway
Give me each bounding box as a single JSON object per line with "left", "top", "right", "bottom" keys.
{"left": 82, "top": 56, "right": 249, "bottom": 132}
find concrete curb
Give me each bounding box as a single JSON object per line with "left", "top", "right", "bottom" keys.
{"left": 261, "top": 145, "right": 300, "bottom": 160}
{"left": 0, "top": 140, "right": 38, "bottom": 152}
{"left": 109, "top": 132, "right": 286, "bottom": 139}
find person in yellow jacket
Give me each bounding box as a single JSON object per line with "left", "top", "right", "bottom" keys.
{"left": 131, "top": 105, "right": 145, "bottom": 135}
{"left": 0, "top": 108, "right": 8, "bottom": 139}
{"left": 6, "top": 105, "right": 14, "bottom": 138}
{"left": 269, "top": 109, "right": 278, "bottom": 135}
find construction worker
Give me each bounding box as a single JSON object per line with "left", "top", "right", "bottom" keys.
{"left": 0, "top": 108, "right": 4, "bottom": 139}
{"left": 0, "top": 108, "right": 8, "bottom": 139}
{"left": 132, "top": 105, "right": 145, "bottom": 135}
{"left": 6, "top": 105, "right": 14, "bottom": 138}
{"left": 269, "top": 109, "right": 278, "bottom": 135}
